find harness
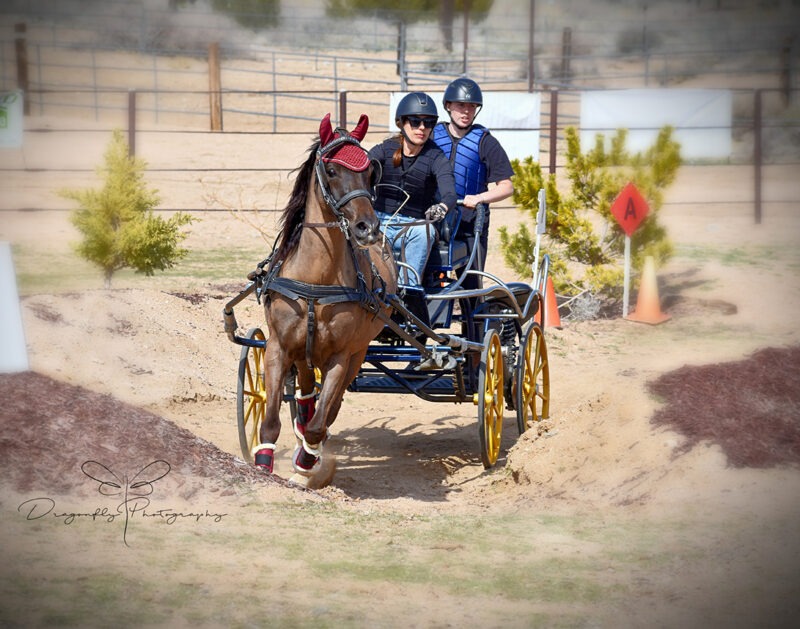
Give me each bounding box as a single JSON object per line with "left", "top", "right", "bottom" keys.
{"left": 253, "top": 130, "right": 389, "bottom": 369}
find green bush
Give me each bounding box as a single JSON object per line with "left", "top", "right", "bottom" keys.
{"left": 61, "top": 130, "right": 194, "bottom": 288}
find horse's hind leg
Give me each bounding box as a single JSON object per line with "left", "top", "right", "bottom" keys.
{"left": 292, "top": 362, "right": 317, "bottom": 444}
{"left": 254, "top": 340, "right": 290, "bottom": 473}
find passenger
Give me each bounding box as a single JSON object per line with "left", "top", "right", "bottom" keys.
{"left": 369, "top": 91, "right": 457, "bottom": 286}
{"left": 432, "top": 77, "right": 514, "bottom": 282}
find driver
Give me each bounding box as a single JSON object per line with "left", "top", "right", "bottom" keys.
{"left": 369, "top": 91, "right": 457, "bottom": 286}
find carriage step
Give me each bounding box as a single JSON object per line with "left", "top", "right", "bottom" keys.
{"left": 349, "top": 374, "right": 456, "bottom": 395}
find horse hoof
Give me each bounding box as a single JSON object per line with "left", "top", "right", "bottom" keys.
{"left": 308, "top": 455, "right": 337, "bottom": 490}
{"left": 288, "top": 473, "right": 311, "bottom": 488}
{"left": 288, "top": 456, "right": 337, "bottom": 490}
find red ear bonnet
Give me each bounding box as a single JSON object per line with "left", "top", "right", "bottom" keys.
{"left": 350, "top": 114, "right": 369, "bottom": 141}
{"left": 319, "top": 113, "right": 370, "bottom": 172}
{"left": 319, "top": 113, "right": 335, "bottom": 146}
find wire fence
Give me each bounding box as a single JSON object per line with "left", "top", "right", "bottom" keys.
{"left": 2, "top": 85, "right": 797, "bottom": 227}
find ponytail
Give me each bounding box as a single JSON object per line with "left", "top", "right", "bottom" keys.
{"left": 392, "top": 133, "right": 404, "bottom": 167}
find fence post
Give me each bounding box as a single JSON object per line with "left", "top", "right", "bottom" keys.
{"left": 549, "top": 89, "right": 558, "bottom": 174}
{"left": 780, "top": 36, "right": 792, "bottom": 105}
{"left": 128, "top": 90, "right": 136, "bottom": 157}
{"left": 208, "top": 43, "right": 223, "bottom": 131}
{"left": 527, "top": 0, "right": 536, "bottom": 91}
{"left": 753, "top": 89, "right": 762, "bottom": 225}
{"left": 397, "top": 21, "right": 407, "bottom": 90}
{"left": 462, "top": 1, "right": 470, "bottom": 76}
{"left": 338, "top": 90, "right": 347, "bottom": 129}
{"left": 560, "top": 27, "right": 572, "bottom": 84}
{"left": 14, "top": 23, "right": 29, "bottom": 115}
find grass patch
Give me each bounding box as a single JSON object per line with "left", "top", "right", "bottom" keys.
{"left": 12, "top": 243, "right": 267, "bottom": 295}
{"left": 675, "top": 243, "right": 799, "bottom": 269}
{"left": 1, "top": 497, "right": 714, "bottom": 627}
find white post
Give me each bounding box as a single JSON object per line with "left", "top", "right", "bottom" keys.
{"left": 0, "top": 242, "right": 29, "bottom": 373}
{"left": 622, "top": 235, "right": 631, "bottom": 318}
{"left": 532, "top": 188, "right": 546, "bottom": 286}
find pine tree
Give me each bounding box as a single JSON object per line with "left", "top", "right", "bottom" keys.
{"left": 499, "top": 125, "right": 680, "bottom": 314}
{"left": 61, "top": 130, "right": 194, "bottom": 288}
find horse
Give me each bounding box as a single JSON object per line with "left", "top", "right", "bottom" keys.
{"left": 252, "top": 113, "right": 397, "bottom": 487}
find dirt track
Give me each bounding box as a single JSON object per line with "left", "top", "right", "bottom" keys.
{"left": 2, "top": 186, "right": 800, "bottom": 625}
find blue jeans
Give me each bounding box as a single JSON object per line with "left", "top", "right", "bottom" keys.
{"left": 377, "top": 211, "right": 435, "bottom": 286}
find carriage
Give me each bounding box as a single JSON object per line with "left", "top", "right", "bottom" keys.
{"left": 222, "top": 113, "right": 551, "bottom": 483}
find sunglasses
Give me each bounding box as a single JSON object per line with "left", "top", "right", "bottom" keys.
{"left": 404, "top": 116, "right": 437, "bottom": 129}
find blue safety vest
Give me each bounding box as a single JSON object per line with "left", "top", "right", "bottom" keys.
{"left": 433, "top": 123, "right": 488, "bottom": 199}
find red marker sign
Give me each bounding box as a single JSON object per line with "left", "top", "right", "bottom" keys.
{"left": 611, "top": 182, "right": 649, "bottom": 237}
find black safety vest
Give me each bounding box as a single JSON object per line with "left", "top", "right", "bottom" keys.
{"left": 370, "top": 140, "right": 441, "bottom": 219}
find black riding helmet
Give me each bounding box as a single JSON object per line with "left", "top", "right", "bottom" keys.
{"left": 443, "top": 77, "right": 483, "bottom": 117}
{"left": 394, "top": 91, "right": 438, "bottom": 128}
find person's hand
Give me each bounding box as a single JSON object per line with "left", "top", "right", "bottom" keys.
{"left": 425, "top": 203, "right": 448, "bottom": 222}
{"left": 462, "top": 194, "right": 484, "bottom": 208}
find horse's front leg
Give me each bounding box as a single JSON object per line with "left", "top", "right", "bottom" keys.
{"left": 321, "top": 348, "right": 367, "bottom": 430}
{"left": 254, "top": 339, "right": 290, "bottom": 473}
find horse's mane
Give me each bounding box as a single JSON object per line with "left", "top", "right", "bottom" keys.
{"left": 269, "top": 138, "right": 321, "bottom": 269}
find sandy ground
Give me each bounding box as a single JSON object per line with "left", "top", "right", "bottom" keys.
{"left": 0, "top": 28, "right": 799, "bottom": 621}
{"left": 1, "top": 152, "right": 800, "bottom": 625}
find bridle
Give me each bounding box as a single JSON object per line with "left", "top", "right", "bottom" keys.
{"left": 311, "top": 131, "right": 378, "bottom": 240}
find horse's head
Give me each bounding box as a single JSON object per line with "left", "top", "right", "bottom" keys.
{"left": 315, "top": 113, "right": 381, "bottom": 248}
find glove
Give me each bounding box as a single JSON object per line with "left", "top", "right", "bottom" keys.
{"left": 425, "top": 203, "right": 448, "bottom": 222}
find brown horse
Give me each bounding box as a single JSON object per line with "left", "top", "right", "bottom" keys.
{"left": 253, "top": 113, "right": 397, "bottom": 486}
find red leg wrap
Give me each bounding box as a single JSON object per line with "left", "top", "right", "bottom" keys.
{"left": 294, "top": 396, "right": 316, "bottom": 440}
{"left": 292, "top": 445, "right": 319, "bottom": 474}
{"left": 254, "top": 447, "right": 274, "bottom": 473}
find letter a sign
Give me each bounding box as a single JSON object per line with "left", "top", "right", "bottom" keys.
{"left": 611, "top": 182, "right": 649, "bottom": 237}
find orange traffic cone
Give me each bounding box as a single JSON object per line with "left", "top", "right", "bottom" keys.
{"left": 535, "top": 276, "right": 562, "bottom": 328}
{"left": 626, "top": 256, "right": 671, "bottom": 325}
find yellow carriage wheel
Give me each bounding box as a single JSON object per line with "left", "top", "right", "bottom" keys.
{"left": 476, "top": 329, "right": 504, "bottom": 469}
{"left": 516, "top": 321, "right": 550, "bottom": 435}
{"left": 236, "top": 328, "right": 267, "bottom": 462}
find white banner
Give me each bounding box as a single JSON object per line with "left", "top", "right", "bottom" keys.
{"left": 387, "top": 91, "right": 541, "bottom": 161}
{"left": 581, "top": 89, "right": 732, "bottom": 160}
{"left": 0, "top": 90, "right": 24, "bottom": 149}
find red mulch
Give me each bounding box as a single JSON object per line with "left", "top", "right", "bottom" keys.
{"left": 2, "top": 345, "right": 798, "bottom": 496}
{"left": 648, "top": 346, "right": 800, "bottom": 468}
{"left": 0, "top": 371, "right": 283, "bottom": 495}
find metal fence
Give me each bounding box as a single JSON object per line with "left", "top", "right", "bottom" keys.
{"left": 0, "top": 1, "right": 798, "bottom": 224}
{"left": 2, "top": 0, "right": 798, "bottom": 94}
